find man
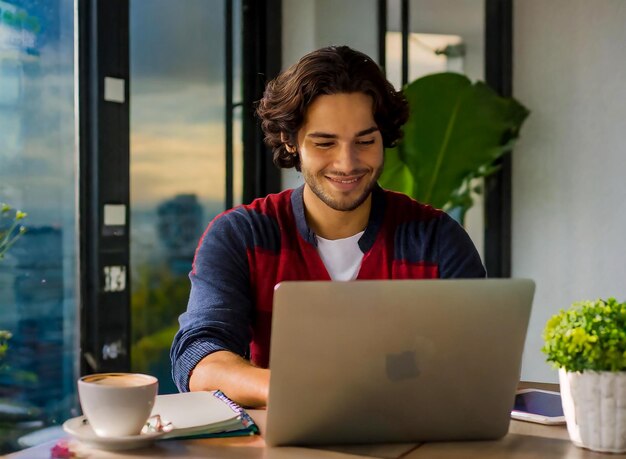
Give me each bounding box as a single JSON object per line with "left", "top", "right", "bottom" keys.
{"left": 170, "top": 46, "right": 485, "bottom": 407}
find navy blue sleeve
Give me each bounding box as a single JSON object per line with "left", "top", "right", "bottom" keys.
{"left": 170, "top": 211, "right": 253, "bottom": 392}
{"left": 436, "top": 213, "right": 487, "bottom": 278}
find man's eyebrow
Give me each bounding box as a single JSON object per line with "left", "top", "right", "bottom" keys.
{"left": 355, "top": 127, "right": 379, "bottom": 137}
{"left": 307, "top": 126, "right": 379, "bottom": 139}
{"left": 307, "top": 132, "right": 337, "bottom": 139}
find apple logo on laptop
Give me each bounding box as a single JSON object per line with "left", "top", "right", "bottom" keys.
{"left": 385, "top": 350, "right": 420, "bottom": 381}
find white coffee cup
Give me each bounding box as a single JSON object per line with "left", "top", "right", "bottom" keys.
{"left": 77, "top": 372, "right": 158, "bottom": 437}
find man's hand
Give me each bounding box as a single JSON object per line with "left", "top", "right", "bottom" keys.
{"left": 189, "top": 350, "right": 270, "bottom": 408}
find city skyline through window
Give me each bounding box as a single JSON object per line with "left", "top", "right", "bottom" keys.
{"left": 129, "top": 0, "right": 240, "bottom": 393}
{"left": 0, "top": 0, "right": 78, "bottom": 454}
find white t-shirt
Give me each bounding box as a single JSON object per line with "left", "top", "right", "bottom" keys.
{"left": 315, "top": 231, "right": 365, "bottom": 281}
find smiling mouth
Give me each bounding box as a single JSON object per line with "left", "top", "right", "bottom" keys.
{"left": 326, "top": 175, "right": 363, "bottom": 184}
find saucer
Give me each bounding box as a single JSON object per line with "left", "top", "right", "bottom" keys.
{"left": 62, "top": 416, "right": 166, "bottom": 451}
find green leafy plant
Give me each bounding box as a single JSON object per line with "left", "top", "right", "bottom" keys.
{"left": 380, "top": 72, "right": 529, "bottom": 221}
{"left": 542, "top": 298, "right": 626, "bottom": 372}
{"left": 0, "top": 202, "right": 27, "bottom": 260}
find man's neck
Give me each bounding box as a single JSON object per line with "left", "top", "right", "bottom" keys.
{"left": 302, "top": 187, "right": 371, "bottom": 240}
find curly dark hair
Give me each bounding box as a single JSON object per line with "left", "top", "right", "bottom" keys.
{"left": 256, "top": 45, "right": 409, "bottom": 171}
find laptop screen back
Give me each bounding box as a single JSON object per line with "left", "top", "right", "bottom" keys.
{"left": 265, "top": 279, "right": 534, "bottom": 446}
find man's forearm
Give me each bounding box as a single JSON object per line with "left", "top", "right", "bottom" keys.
{"left": 188, "top": 350, "right": 270, "bottom": 408}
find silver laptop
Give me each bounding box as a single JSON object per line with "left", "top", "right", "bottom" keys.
{"left": 265, "top": 279, "right": 534, "bottom": 446}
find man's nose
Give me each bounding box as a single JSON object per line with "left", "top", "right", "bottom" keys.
{"left": 333, "top": 143, "right": 358, "bottom": 172}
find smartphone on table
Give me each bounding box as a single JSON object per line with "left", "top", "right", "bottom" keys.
{"left": 510, "top": 389, "right": 566, "bottom": 425}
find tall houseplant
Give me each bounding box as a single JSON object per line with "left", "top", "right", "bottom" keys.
{"left": 379, "top": 72, "right": 529, "bottom": 221}
{"left": 543, "top": 298, "right": 626, "bottom": 453}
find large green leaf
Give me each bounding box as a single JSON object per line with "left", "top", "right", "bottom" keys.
{"left": 381, "top": 146, "right": 414, "bottom": 196}
{"left": 379, "top": 72, "right": 529, "bottom": 211}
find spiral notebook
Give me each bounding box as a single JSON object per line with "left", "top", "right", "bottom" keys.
{"left": 148, "top": 390, "right": 258, "bottom": 439}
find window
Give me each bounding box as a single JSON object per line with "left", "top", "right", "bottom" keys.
{"left": 0, "top": 0, "right": 78, "bottom": 453}
{"left": 129, "top": 0, "right": 242, "bottom": 393}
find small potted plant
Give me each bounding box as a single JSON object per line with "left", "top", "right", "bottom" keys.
{"left": 542, "top": 297, "right": 626, "bottom": 453}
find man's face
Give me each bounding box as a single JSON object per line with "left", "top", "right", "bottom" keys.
{"left": 296, "top": 92, "right": 384, "bottom": 212}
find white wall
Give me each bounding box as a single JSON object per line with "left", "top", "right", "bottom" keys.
{"left": 282, "top": 0, "right": 378, "bottom": 71}
{"left": 513, "top": 0, "right": 626, "bottom": 382}
{"left": 390, "top": 0, "right": 484, "bottom": 82}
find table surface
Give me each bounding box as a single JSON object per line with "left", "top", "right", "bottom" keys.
{"left": 7, "top": 383, "right": 625, "bottom": 459}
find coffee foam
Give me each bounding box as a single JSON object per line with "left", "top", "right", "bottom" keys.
{"left": 82, "top": 373, "right": 153, "bottom": 387}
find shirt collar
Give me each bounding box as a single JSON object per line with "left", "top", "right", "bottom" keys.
{"left": 290, "top": 184, "right": 386, "bottom": 253}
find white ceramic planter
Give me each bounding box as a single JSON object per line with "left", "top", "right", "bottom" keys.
{"left": 559, "top": 368, "right": 626, "bottom": 453}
